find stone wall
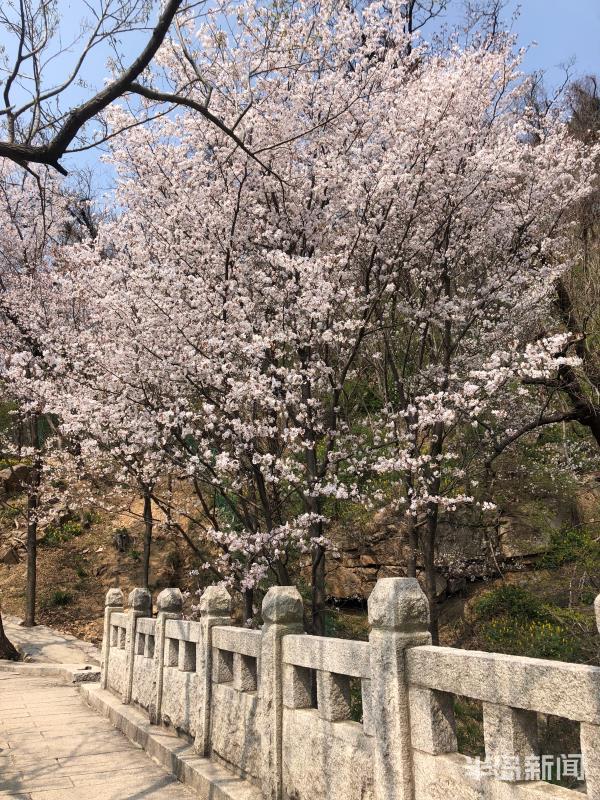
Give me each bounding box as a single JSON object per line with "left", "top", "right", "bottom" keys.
{"left": 100, "top": 579, "right": 600, "bottom": 800}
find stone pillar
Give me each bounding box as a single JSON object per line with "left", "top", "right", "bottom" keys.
{"left": 483, "top": 703, "right": 538, "bottom": 781}
{"left": 123, "top": 587, "right": 152, "bottom": 705}
{"left": 581, "top": 595, "right": 600, "bottom": 800}
{"left": 368, "top": 577, "right": 431, "bottom": 800}
{"left": 101, "top": 588, "right": 124, "bottom": 690}
{"left": 260, "top": 586, "right": 304, "bottom": 800}
{"left": 150, "top": 587, "right": 183, "bottom": 725}
{"left": 194, "top": 585, "right": 232, "bottom": 756}
{"left": 409, "top": 686, "right": 457, "bottom": 755}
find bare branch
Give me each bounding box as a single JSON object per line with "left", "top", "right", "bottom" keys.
{"left": 0, "top": 0, "right": 183, "bottom": 174}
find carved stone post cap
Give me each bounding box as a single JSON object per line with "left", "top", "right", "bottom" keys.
{"left": 262, "top": 585, "right": 303, "bottom": 625}
{"left": 594, "top": 594, "right": 600, "bottom": 634}
{"left": 157, "top": 587, "right": 183, "bottom": 614}
{"left": 368, "top": 577, "right": 430, "bottom": 631}
{"left": 105, "top": 588, "right": 124, "bottom": 608}
{"left": 128, "top": 587, "right": 152, "bottom": 613}
{"left": 199, "top": 585, "right": 231, "bottom": 616}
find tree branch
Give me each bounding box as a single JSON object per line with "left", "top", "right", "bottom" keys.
{"left": 127, "top": 82, "right": 277, "bottom": 175}
{"left": 485, "top": 409, "right": 581, "bottom": 468}
{"left": 0, "top": 0, "right": 183, "bottom": 174}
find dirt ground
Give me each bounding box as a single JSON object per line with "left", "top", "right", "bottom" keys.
{"left": 0, "top": 499, "right": 199, "bottom": 645}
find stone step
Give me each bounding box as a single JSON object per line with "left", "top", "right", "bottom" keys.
{"left": 81, "top": 683, "right": 262, "bottom": 800}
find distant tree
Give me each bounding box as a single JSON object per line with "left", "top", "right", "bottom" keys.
{"left": 0, "top": 162, "right": 94, "bottom": 627}
{"left": 487, "top": 76, "right": 600, "bottom": 465}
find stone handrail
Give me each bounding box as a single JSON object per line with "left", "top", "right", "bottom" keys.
{"left": 99, "top": 578, "right": 600, "bottom": 800}
{"left": 407, "top": 645, "right": 600, "bottom": 723}
{"left": 282, "top": 633, "right": 370, "bottom": 677}
{"left": 212, "top": 625, "right": 261, "bottom": 657}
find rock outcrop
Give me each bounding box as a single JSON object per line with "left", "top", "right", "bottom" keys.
{"left": 326, "top": 486, "right": 598, "bottom": 601}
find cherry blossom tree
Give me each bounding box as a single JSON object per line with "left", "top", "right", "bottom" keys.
{"left": 0, "top": 161, "right": 75, "bottom": 630}
{"left": 24, "top": 0, "right": 597, "bottom": 637}
{"left": 357, "top": 47, "right": 598, "bottom": 640}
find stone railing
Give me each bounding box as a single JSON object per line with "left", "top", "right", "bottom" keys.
{"left": 100, "top": 578, "right": 600, "bottom": 800}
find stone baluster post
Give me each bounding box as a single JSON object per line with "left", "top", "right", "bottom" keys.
{"left": 482, "top": 703, "right": 538, "bottom": 782}
{"left": 581, "top": 595, "right": 600, "bottom": 800}
{"left": 195, "top": 585, "right": 232, "bottom": 756}
{"left": 123, "top": 587, "right": 152, "bottom": 705}
{"left": 150, "top": 587, "right": 183, "bottom": 725}
{"left": 368, "top": 577, "right": 432, "bottom": 800}
{"left": 260, "top": 586, "right": 304, "bottom": 800}
{"left": 101, "top": 588, "right": 124, "bottom": 690}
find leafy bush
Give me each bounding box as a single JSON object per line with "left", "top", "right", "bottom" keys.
{"left": 540, "top": 527, "right": 600, "bottom": 570}
{"left": 0, "top": 503, "right": 21, "bottom": 522}
{"left": 473, "top": 585, "right": 547, "bottom": 621}
{"left": 42, "top": 520, "right": 83, "bottom": 546}
{"left": 40, "top": 589, "right": 73, "bottom": 609}
{"left": 473, "top": 584, "right": 593, "bottom": 662}
{"left": 481, "top": 617, "right": 584, "bottom": 661}
{"left": 81, "top": 509, "right": 101, "bottom": 527}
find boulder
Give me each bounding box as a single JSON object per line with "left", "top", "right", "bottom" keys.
{"left": 0, "top": 544, "right": 20, "bottom": 565}
{"left": 0, "top": 464, "right": 33, "bottom": 497}
{"left": 497, "top": 499, "right": 571, "bottom": 559}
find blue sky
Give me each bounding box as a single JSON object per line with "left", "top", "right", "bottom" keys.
{"left": 495, "top": 0, "right": 600, "bottom": 85}
{"left": 2, "top": 0, "right": 599, "bottom": 183}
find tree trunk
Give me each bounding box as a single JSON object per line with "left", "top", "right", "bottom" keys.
{"left": 243, "top": 588, "right": 254, "bottom": 624}
{"left": 24, "top": 415, "right": 41, "bottom": 628}
{"left": 0, "top": 607, "right": 19, "bottom": 661}
{"left": 311, "top": 542, "right": 326, "bottom": 635}
{"left": 406, "top": 514, "right": 418, "bottom": 578}
{"left": 274, "top": 560, "right": 292, "bottom": 586}
{"left": 142, "top": 490, "right": 153, "bottom": 589}
{"left": 423, "top": 507, "right": 439, "bottom": 645}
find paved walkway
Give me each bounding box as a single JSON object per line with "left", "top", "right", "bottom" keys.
{"left": 3, "top": 616, "right": 101, "bottom": 665}
{"left": 0, "top": 671, "right": 195, "bottom": 799}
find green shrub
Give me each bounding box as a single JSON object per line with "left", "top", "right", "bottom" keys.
{"left": 81, "top": 509, "right": 102, "bottom": 527}
{"left": 473, "top": 584, "right": 592, "bottom": 662}
{"left": 128, "top": 548, "right": 141, "bottom": 562}
{"left": 0, "top": 503, "right": 21, "bottom": 522}
{"left": 42, "top": 520, "right": 83, "bottom": 546}
{"left": 473, "top": 585, "right": 548, "bottom": 622}
{"left": 40, "top": 589, "right": 73, "bottom": 609}
{"left": 481, "top": 617, "right": 584, "bottom": 661}
{"left": 540, "top": 527, "right": 600, "bottom": 570}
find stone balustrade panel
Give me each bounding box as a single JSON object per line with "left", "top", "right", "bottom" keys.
{"left": 131, "top": 616, "right": 157, "bottom": 710}
{"left": 159, "top": 618, "right": 202, "bottom": 737}
{"left": 282, "top": 633, "right": 373, "bottom": 800}
{"left": 210, "top": 625, "right": 262, "bottom": 783}
{"left": 106, "top": 611, "right": 128, "bottom": 696}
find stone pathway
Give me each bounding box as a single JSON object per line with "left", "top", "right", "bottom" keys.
{"left": 3, "top": 616, "right": 101, "bottom": 665}
{"left": 0, "top": 671, "right": 195, "bottom": 799}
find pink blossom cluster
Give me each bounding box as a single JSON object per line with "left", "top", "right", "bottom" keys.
{"left": 0, "top": 0, "right": 596, "bottom": 590}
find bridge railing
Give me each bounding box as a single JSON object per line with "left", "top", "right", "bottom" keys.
{"left": 99, "top": 578, "right": 600, "bottom": 800}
